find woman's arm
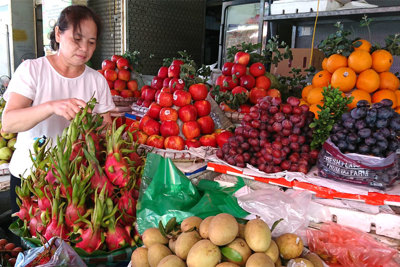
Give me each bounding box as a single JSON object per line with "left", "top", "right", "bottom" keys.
{"left": 2, "top": 92, "right": 87, "bottom": 133}
{"left": 101, "top": 112, "right": 112, "bottom": 125}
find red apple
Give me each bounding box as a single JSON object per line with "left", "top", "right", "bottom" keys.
{"left": 215, "top": 75, "right": 225, "bottom": 90}
{"left": 234, "top": 51, "right": 250, "bottom": 66}
{"left": 104, "top": 69, "right": 117, "bottom": 81}
{"left": 151, "top": 76, "right": 164, "bottom": 90}
{"left": 110, "top": 89, "right": 119, "bottom": 96}
{"left": 127, "top": 80, "right": 138, "bottom": 91}
{"left": 116, "top": 57, "right": 130, "bottom": 70}
{"left": 128, "top": 120, "right": 140, "bottom": 132}
{"left": 157, "top": 92, "right": 173, "bottom": 107}
{"left": 222, "top": 62, "right": 234, "bottom": 76}
{"left": 160, "top": 121, "right": 180, "bottom": 137}
{"left": 114, "top": 79, "right": 126, "bottom": 91}
{"left": 139, "top": 115, "right": 151, "bottom": 131}
{"left": 132, "top": 130, "right": 148, "bottom": 144}
{"left": 107, "top": 80, "right": 114, "bottom": 89}
{"left": 155, "top": 89, "right": 161, "bottom": 101}
{"left": 182, "top": 121, "right": 200, "bottom": 140}
{"left": 222, "top": 76, "right": 238, "bottom": 91}
{"left": 111, "top": 55, "right": 122, "bottom": 62}
{"left": 161, "top": 87, "right": 171, "bottom": 93}
{"left": 189, "top": 83, "right": 208, "bottom": 101}
{"left": 142, "top": 100, "right": 152, "bottom": 107}
{"left": 147, "top": 103, "right": 162, "bottom": 120}
{"left": 169, "top": 78, "right": 185, "bottom": 92}
{"left": 164, "top": 136, "right": 185, "bottom": 150}
{"left": 185, "top": 139, "right": 201, "bottom": 149}
{"left": 231, "top": 64, "right": 246, "bottom": 78}
{"left": 173, "top": 90, "right": 191, "bottom": 107}
{"left": 146, "top": 135, "right": 164, "bottom": 149}
{"left": 178, "top": 105, "right": 197, "bottom": 122}
{"left": 101, "top": 59, "right": 115, "bottom": 70}
{"left": 133, "top": 90, "right": 141, "bottom": 98}
{"left": 142, "top": 118, "right": 160, "bottom": 136}
{"left": 249, "top": 62, "right": 266, "bottom": 77}
{"left": 240, "top": 74, "right": 256, "bottom": 90}
{"left": 197, "top": 116, "right": 215, "bottom": 134}
{"left": 159, "top": 107, "right": 178, "bottom": 122}
{"left": 120, "top": 89, "right": 134, "bottom": 98}
{"left": 168, "top": 64, "right": 180, "bottom": 78}
{"left": 216, "top": 130, "right": 234, "bottom": 148}
{"left": 238, "top": 104, "right": 251, "bottom": 114}
{"left": 118, "top": 69, "right": 131, "bottom": 81}
{"left": 194, "top": 100, "right": 211, "bottom": 117}
{"left": 136, "top": 98, "right": 143, "bottom": 106}
{"left": 97, "top": 69, "right": 105, "bottom": 75}
{"left": 266, "top": 88, "right": 281, "bottom": 98}
{"left": 249, "top": 87, "right": 268, "bottom": 104}
{"left": 158, "top": 66, "right": 168, "bottom": 79}
{"left": 200, "top": 135, "right": 217, "bottom": 147}
{"left": 231, "top": 86, "right": 248, "bottom": 96}
{"left": 163, "top": 77, "right": 172, "bottom": 88}
{"left": 141, "top": 88, "right": 156, "bottom": 101}
{"left": 171, "top": 59, "right": 184, "bottom": 66}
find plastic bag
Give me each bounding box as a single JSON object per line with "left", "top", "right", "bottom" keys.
{"left": 136, "top": 153, "right": 248, "bottom": 234}
{"left": 236, "top": 187, "right": 312, "bottom": 237}
{"left": 307, "top": 222, "right": 398, "bottom": 267}
{"left": 318, "top": 139, "right": 399, "bottom": 189}
{"left": 15, "top": 237, "right": 87, "bottom": 267}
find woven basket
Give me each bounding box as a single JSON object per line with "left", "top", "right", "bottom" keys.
{"left": 112, "top": 95, "right": 137, "bottom": 107}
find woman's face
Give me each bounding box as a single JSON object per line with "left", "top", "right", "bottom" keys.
{"left": 55, "top": 18, "right": 97, "bottom": 67}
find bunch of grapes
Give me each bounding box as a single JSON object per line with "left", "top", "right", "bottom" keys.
{"left": 331, "top": 99, "right": 400, "bottom": 157}
{"left": 216, "top": 96, "right": 319, "bottom": 174}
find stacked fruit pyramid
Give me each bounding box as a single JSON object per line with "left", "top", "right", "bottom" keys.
{"left": 302, "top": 40, "right": 400, "bottom": 117}
{"left": 130, "top": 58, "right": 219, "bottom": 150}
{"left": 98, "top": 55, "right": 140, "bottom": 99}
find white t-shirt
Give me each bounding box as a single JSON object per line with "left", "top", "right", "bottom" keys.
{"left": 3, "top": 56, "right": 115, "bottom": 178}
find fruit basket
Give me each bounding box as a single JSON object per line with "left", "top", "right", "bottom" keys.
{"left": 112, "top": 95, "right": 137, "bottom": 107}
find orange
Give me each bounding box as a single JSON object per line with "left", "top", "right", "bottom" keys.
{"left": 395, "top": 90, "right": 400, "bottom": 107}
{"left": 379, "top": 72, "right": 399, "bottom": 91}
{"left": 356, "top": 69, "right": 380, "bottom": 93}
{"left": 396, "top": 107, "right": 400, "bottom": 114}
{"left": 348, "top": 89, "right": 371, "bottom": 109}
{"left": 299, "top": 99, "right": 309, "bottom": 106}
{"left": 322, "top": 58, "right": 328, "bottom": 70}
{"left": 326, "top": 54, "right": 348, "bottom": 74}
{"left": 312, "top": 70, "right": 332, "bottom": 88}
{"left": 348, "top": 50, "right": 372, "bottom": 73}
{"left": 307, "top": 87, "right": 324, "bottom": 105}
{"left": 255, "top": 76, "right": 272, "bottom": 90}
{"left": 309, "top": 103, "right": 323, "bottom": 119}
{"left": 352, "top": 39, "right": 372, "bottom": 53}
{"left": 330, "top": 67, "right": 357, "bottom": 92}
{"left": 371, "top": 49, "right": 393, "bottom": 73}
{"left": 372, "top": 89, "right": 397, "bottom": 108}
{"left": 302, "top": 85, "right": 313, "bottom": 100}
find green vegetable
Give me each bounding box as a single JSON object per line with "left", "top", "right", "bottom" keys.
{"left": 309, "top": 85, "right": 353, "bottom": 149}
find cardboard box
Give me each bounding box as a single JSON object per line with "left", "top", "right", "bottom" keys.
{"left": 270, "top": 48, "right": 324, "bottom": 76}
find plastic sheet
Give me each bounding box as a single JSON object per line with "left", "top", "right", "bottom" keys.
{"left": 236, "top": 187, "right": 313, "bottom": 237}
{"left": 15, "top": 237, "right": 87, "bottom": 267}
{"left": 307, "top": 222, "right": 398, "bottom": 267}
{"left": 136, "top": 153, "right": 248, "bottom": 234}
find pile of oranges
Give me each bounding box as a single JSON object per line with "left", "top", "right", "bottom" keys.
{"left": 301, "top": 39, "right": 400, "bottom": 118}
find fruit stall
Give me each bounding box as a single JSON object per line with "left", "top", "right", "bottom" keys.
{"left": 1, "top": 2, "right": 400, "bottom": 267}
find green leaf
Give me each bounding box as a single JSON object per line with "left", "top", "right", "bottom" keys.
{"left": 221, "top": 247, "right": 243, "bottom": 263}
{"left": 271, "top": 218, "right": 284, "bottom": 232}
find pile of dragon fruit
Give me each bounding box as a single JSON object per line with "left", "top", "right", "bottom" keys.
{"left": 13, "top": 98, "right": 144, "bottom": 253}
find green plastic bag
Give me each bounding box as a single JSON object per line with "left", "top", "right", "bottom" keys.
{"left": 136, "top": 153, "right": 249, "bottom": 234}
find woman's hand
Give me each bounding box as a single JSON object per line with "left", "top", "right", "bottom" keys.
{"left": 48, "top": 98, "right": 87, "bottom": 121}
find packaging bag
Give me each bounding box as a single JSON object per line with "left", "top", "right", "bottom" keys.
{"left": 307, "top": 222, "right": 399, "bottom": 267}
{"left": 15, "top": 237, "right": 87, "bottom": 267}
{"left": 317, "top": 139, "right": 399, "bottom": 189}
{"left": 136, "top": 153, "right": 248, "bottom": 234}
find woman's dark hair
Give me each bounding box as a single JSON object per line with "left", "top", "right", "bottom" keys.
{"left": 49, "top": 5, "right": 102, "bottom": 51}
